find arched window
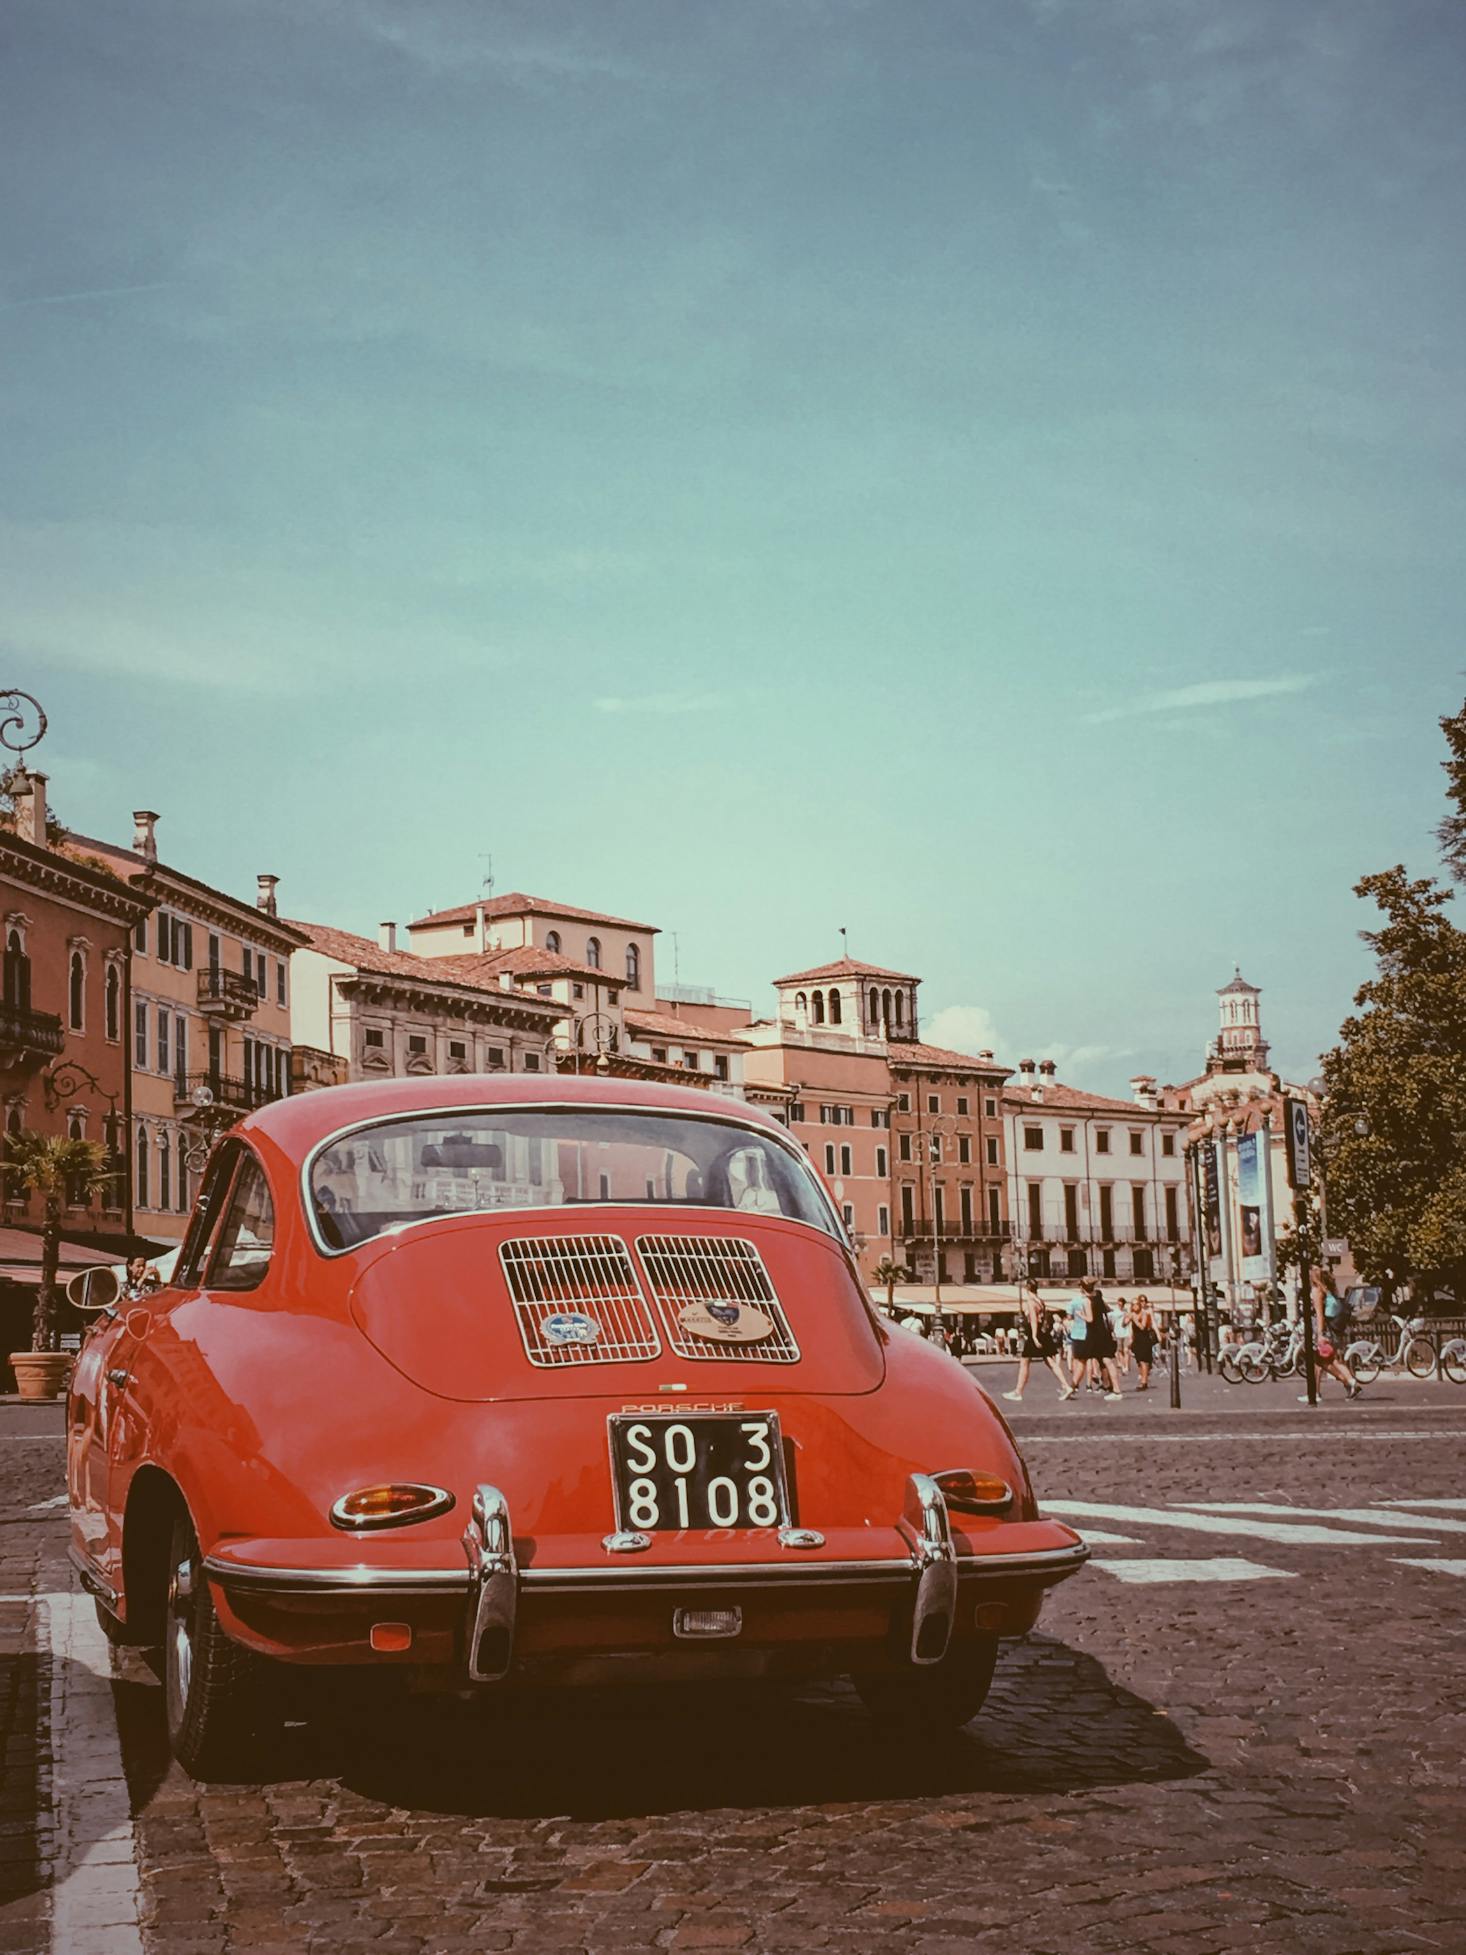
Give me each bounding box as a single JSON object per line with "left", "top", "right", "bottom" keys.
{"left": 828, "top": 988, "right": 842, "bottom": 1025}
{"left": 625, "top": 943, "right": 641, "bottom": 989}
{"left": 881, "top": 987, "right": 892, "bottom": 1030}
{"left": 894, "top": 991, "right": 905, "bottom": 1028}
{"left": 105, "top": 963, "right": 121, "bottom": 1042}
{"left": 3, "top": 930, "right": 30, "bottom": 1010}
{"left": 159, "top": 1130, "right": 171, "bottom": 1213}
{"left": 586, "top": 937, "right": 601, "bottom": 970}
{"left": 136, "top": 1125, "right": 149, "bottom": 1210}
{"left": 794, "top": 990, "right": 807, "bottom": 1019}
{"left": 812, "top": 990, "right": 825, "bottom": 1024}
{"left": 868, "top": 991, "right": 880, "bottom": 1028}
{"left": 69, "top": 952, "right": 86, "bottom": 1031}
{"left": 3, "top": 1104, "right": 21, "bottom": 1204}
{"left": 546, "top": 931, "right": 561, "bottom": 954}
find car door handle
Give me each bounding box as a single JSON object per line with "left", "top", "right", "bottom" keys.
{"left": 106, "top": 1369, "right": 130, "bottom": 1390}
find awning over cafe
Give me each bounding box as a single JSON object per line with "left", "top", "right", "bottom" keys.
{"left": 0, "top": 1227, "right": 120, "bottom": 1287}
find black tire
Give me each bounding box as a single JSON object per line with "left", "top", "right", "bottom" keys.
{"left": 855, "top": 1635, "right": 1000, "bottom": 1737}
{"left": 163, "top": 1511, "right": 275, "bottom": 1780}
{"left": 94, "top": 1597, "right": 131, "bottom": 1646}
{"left": 1218, "top": 1351, "right": 1242, "bottom": 1384}
{"left": 1237, "top": 1350, "right": 1270, "bottom": 1384}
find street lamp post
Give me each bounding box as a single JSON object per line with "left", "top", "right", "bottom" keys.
{"left": 919, "top": 1113, "right": 956, "bottom": 1337}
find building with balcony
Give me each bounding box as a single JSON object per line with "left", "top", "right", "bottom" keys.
{"left": 1002, "top": 1060, "right": 1194, "bottom": 1287}
{"left": 287, "top": 920, "right": 567, "bottom": 1086}
{"left": 0, "top": 768, "right": 152, "bottom": 1264}
{"left": 737, "top": 956, "right": 1012, "bottom": 1284}
{"left": 71, "top": 817, "right": 307, "bottom": 1243}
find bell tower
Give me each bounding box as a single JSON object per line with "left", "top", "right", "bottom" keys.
{"left": 1209, "top": 966, "right": 1269, "bottom": 1074}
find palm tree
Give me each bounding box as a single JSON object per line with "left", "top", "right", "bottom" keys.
{"left": 871, "top": 1256, "right": 906, "bottom": 1317}
{"left": 4, "top": 1131, "right": 117, "bottom": 1351}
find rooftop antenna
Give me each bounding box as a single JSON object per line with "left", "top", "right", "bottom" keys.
{"left": 479, "top": 853, "right": 495, "bottom": 898}
{"left": 839, "top": 924, "right": 848, "bottom": 960}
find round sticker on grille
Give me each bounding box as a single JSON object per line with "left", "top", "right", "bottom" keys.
{"left": 677, "top": 1300, "right": 775, "bottom": 1344}
{"left": 543, "top": 1311, "right": 602, "bottom": 1346}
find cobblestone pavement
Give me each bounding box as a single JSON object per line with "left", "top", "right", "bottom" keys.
{"left": 3, "top": 1401, "right": 1464, "bottom": 1955}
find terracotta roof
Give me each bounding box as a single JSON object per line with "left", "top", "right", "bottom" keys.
{"left": 408, "top": 891, "right": 658, "bottom": 933}
{"left": 624, "top": 1007, "right": 746, "bottom": 1046}
{"left": 888, "top": 1040, "right": 1010, "bottom": 1075}
{"left": 773, "top": 957, "right": 921, "bottom": 987}
{"left": 450, "top": 944, "right": 625, "bottom": 987}
{"left": 287, "top": 920, "right": 561, "bottom": 1015}
{"left": 70, "top": 833, "right": 310, "bottom": 946}
{"left": 1002, "top": 1081, "right": 1184, "bottom": 1118}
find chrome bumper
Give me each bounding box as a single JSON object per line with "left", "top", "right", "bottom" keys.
{"left": 203, "top": 1475, "right": 1089, "bottom": 1679}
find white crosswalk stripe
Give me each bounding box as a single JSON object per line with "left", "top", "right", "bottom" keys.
{"left": 1393, "top": 1558, "right": 1466, "bottom": 1577}
{"left": 1043, "top": 1499, "right": 1433, "bottom": 1547}
{"left": 1097, "top": 1557, "right": 1298, "bottom": 1584}
{"left": 1377, "top": 1497, "right": 1466, "bottom": 1510}
{"left": 1177, "top": 1501, "right": 1466, "bottom": 1534}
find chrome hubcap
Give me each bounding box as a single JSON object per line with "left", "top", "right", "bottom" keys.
{"left": 166, "top": 1552, "right": 194, "bottom": 1723}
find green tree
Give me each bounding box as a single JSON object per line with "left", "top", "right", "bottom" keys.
{"left": 4, "top": 1132, "right": 116, "bottom": 1351}
{"left": 1320, "top": 703, "right": 1466, "bottom": 1297}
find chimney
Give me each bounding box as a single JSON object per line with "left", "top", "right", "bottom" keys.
{"left": 257, "top": 874, "right": 279, "bottom": 918}
{"left": 1130, "top": 1073, "right": 1158, "bottom": 1109}
{"left": 1039, "top": 1059, "right": 1057, "bottom": 1079}
{"left": 133, "top": 810, "right": 159, "bottom": 863}
{"left": 13, "top": 770, "right": 47, "bottom": 847}
{"left": 475, "top": 901, "right": 487, "bottom": 951}
{"left": 379, "top": 922, "right": 397, "bottom": 953}
{"left": 1018, "top": 1059, "right": 1036, "bottom": 1078}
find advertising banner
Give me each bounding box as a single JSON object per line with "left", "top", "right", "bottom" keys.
{"left": 1203, "top": 1140, "right": 1222, "bottom": 1265}
{"left": 1236, "top": 1130, "right": 1266, "bottom": 1281}
{"left": 1285, "top": 1098, "right": 1313, "bottom": 1189}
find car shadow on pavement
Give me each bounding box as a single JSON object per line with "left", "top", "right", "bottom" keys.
{"left": 229, "top": 1633, "right": 1209, "bottom": 1820}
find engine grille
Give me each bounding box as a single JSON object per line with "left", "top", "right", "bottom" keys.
{"left": 636, "top": 1235, "right": 800, "bottom": 1363}
{"left": 499, "top": 1235, "right": 662, "bottom": 1367}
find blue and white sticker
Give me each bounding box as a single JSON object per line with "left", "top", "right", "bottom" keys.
{"left": 543, "top": 1311, "right": 602, "bottom": 1347}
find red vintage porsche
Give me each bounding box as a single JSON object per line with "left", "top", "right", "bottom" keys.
{"left": 68, "top": 1076, "right": 1086, "bottom": 1776}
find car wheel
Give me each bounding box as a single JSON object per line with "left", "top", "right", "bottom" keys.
{"left": 855, "top": 1634, "right": 1000, "bottom": 1737}
{"left": 94, "top": 1597, "right": 131, "bottom": 1646}
{"left": 163, "top": 1512, "right": 273, "bottom": 1780}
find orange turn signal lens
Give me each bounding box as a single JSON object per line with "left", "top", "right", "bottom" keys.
{"left": 330, "top": 1483, "right": 455, "bottom": 1531}
{"left": 369, "top": 1622, "right": 414, "bottom": 1653}
{"left": 934, "top": 1470, "right": 1013, "bottom": 1515}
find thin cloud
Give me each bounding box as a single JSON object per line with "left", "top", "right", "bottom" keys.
{"left": 593, "top": 692, "right": 731, "bottom": 717}
{"left": 0, "top": 280, "right": 173, "bottom": 314}
{"left": 1084, "top": 675, "right": 1319, "bottom": 725}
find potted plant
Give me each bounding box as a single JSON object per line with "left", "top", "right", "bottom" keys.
{"left": 5, "top": 1131, "right": 116, "bottom": 1399}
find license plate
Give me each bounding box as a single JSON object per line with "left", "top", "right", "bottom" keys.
{"left": 608, "top": 1412, "right": 789, "bottom": 1533}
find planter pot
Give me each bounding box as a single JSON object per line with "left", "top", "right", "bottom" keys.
{"left": 8, "top": 1351, "right": 72, "bottom": 1400}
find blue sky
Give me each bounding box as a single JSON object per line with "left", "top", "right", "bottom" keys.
{"left": 7, "top": 0, "right": 1464, "bottom": 1091}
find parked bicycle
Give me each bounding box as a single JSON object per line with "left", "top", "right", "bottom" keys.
{"left": 1344, "top": 1314, "right": 1435, "bottom": 1383}
{"left": 1438, "top": 1336, "right": 1466, "bottom": 1384}
{"left": 1235, "top": 1320, "right": 1304, "bottom": 1383}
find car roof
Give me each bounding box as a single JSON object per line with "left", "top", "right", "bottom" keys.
{"left": 237, "top": 1072, "right": 789, "bottom": 1159}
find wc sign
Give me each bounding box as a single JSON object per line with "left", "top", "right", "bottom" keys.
{"left": 1285, "top": 1098, "right": 1313, "bottom": 1189}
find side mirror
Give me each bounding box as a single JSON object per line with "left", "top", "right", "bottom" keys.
{"left": 66, "top": 1267, "right": 120, "bottom": 1314}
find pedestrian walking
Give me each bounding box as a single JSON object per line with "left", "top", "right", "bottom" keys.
{"left": 1065, "top": 1283, "right": 1091, "bottom": 1391}
{"left": 1130, "top": 1294, "right": 1159, "bottom": 1390}
{"left": 1113, "top": 1295, "right": 1133, "bottom": 1375}
{"left": 1004, "top": 1280, "right": 1076, "bottom": 1402}
{"left": 1302, "top": 1267, "right": 1363, "bottom": 1400}
{"left": 1086, "top": 1281, "right": 1125, "bottom": 1399}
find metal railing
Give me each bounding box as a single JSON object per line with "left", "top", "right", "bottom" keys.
{"left": 196, "top": 968, "right": 260, "bottom": 1017}
{"left": 0, "top": 1003, "right": 64, "bottom": 1060}
{"left": 175, "top": 1070, "right": 282, "bottom": 1115}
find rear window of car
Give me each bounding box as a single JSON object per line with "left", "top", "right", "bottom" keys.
{"left": 308, "top": 1107, "right": 840, "bottom": 1253}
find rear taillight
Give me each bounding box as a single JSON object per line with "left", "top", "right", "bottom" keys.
{"left": 933, "top": 1470, "right": 1013, "bottom": 1515}
{"left": 329, "top": 1484, "right": 455, "bottom": 1530}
